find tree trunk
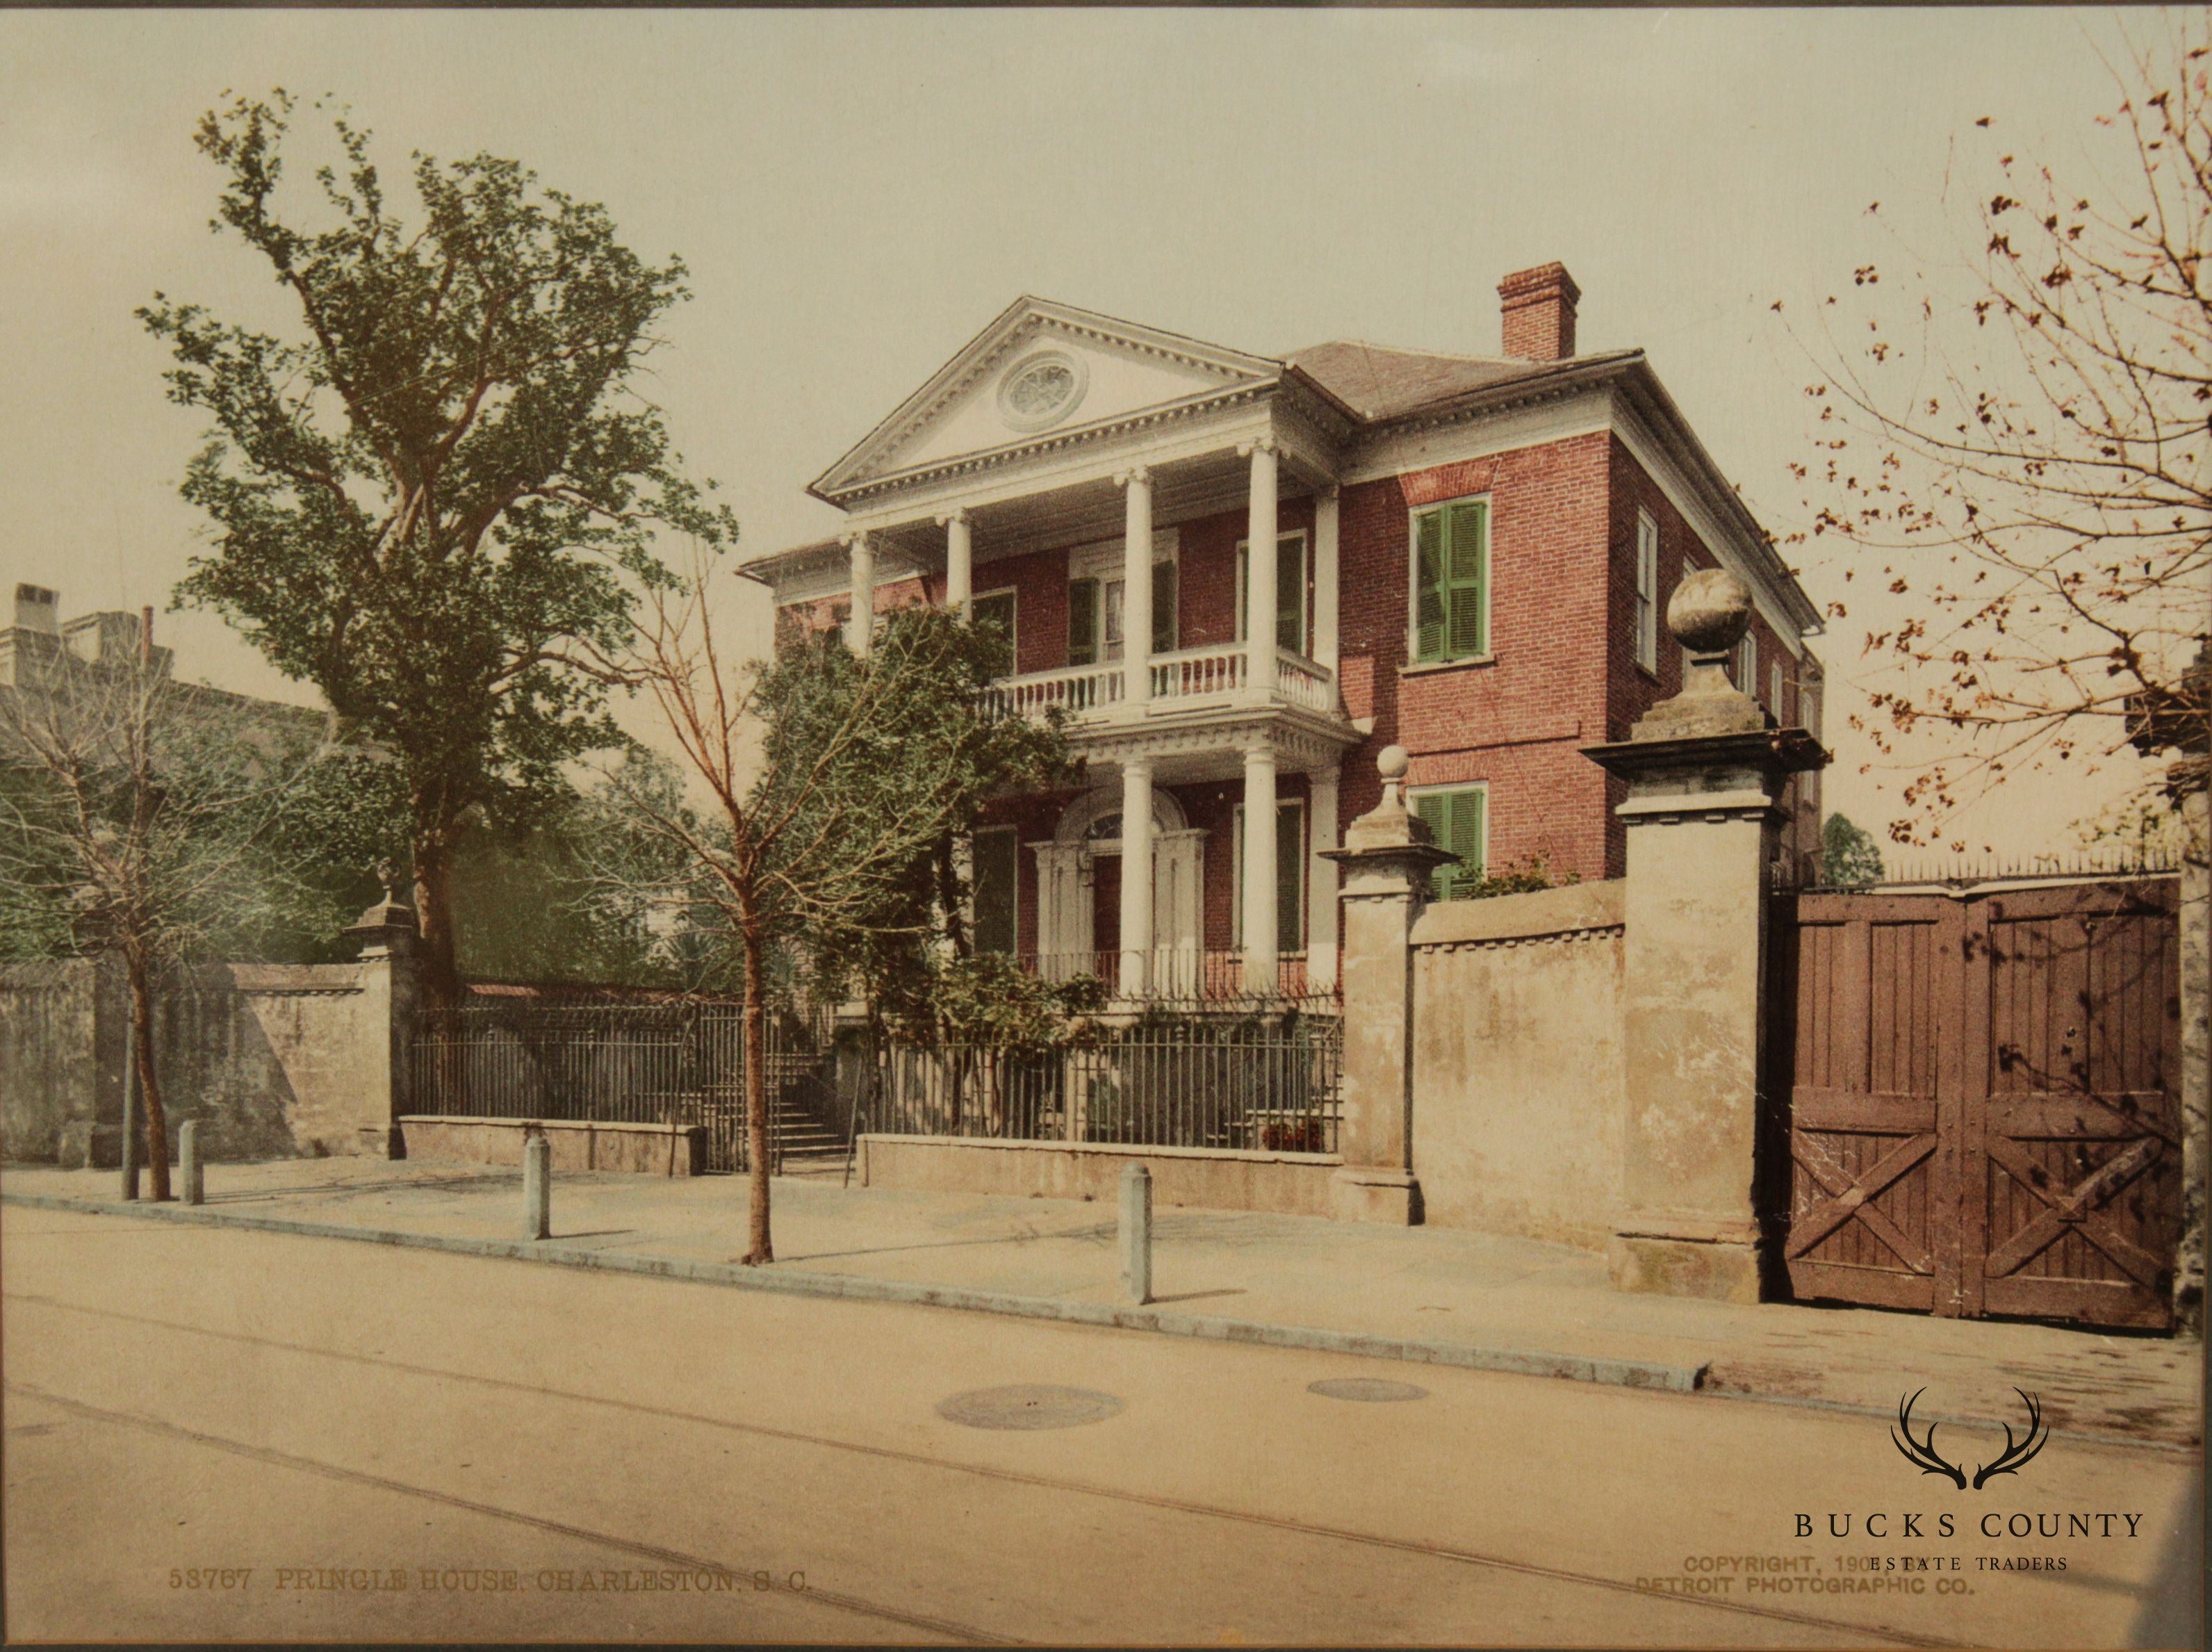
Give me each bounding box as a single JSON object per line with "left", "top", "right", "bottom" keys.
{"left": 411, "top": 821, "right": 462, "bottom": 1009}
{"left": 126, "top": 948, "right": 172, "bottom": 1202}
{"left": 740, "top": 907, "right": 773, "bottom": 1265}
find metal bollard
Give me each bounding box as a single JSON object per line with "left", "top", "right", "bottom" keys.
{"left": 1120, "top": 1163, "right": 1153, "bottom": 1305}
{"left": 179, "top": 1120, "right": 203, "bottom": 1207}
{"left": 523, "top": 1129, "right": 551, "bottom": 1241}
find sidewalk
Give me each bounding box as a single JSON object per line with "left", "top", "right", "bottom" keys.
{"left": 4, "top": 1157, "right": 2199, "bottom": 1450}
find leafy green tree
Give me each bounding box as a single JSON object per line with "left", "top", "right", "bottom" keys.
{"left": 141, "top": 92, "right": 737, "bottom": 1003}
{"left": 1820, "top": 812, "right": 1887, "bottom": 888}
{"left": 620, "top": 573, "right": 1072, "bottom": 1262}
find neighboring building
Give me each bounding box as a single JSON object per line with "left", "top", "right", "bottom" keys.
{"left": 744, "top": 265, "right": 1825, "bottom": 997}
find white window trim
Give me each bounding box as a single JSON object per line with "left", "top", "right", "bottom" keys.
{"left": 1404, "top": 493, "right": 1494, "bottom": 665}
{"left": 1233, "top": 528, "right": 1312, "bottom": 655}
{"left": 1634, "top": 509, "right": 1660, "bottom": 673}
{"left": 970, "top": 824, "right": 1021, "bottom": 956}
{"left": 1736, "top": 632, "right": 1757, "bottom": 694}
{"left": 1229, "top": 796, "right": 1307, "bottom": 952}
{"left": 1770, "top": 661, "right": 1785, "bottom": 718}
{"left": 972, "top": 585, "right": 1019, "bottom": 663}
{"left": 1406, "top": 780, "right": 1491, "bottom": 885}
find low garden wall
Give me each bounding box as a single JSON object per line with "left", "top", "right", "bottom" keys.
{"left": 856, "top": 1134, "right": 1340, "bottom": 1216}
{"left": 398, "top": 1115, "right": 707, "bottom": 1176}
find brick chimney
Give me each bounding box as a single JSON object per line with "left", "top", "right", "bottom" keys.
{"left": 1498, "top": 263, "right": 1581, "bottom": 361}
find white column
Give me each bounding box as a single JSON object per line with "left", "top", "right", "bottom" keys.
{"left": 1119, "top": 758, "right": 1154, "bottom": 997}
{"left": 1308, "top": 760, "right": 1341, "bottom": 992}
{"left": 942, "top": 509, "right": 972, "bottom": 621}
{"left": 1242, "top": 741, "right": 1279, "bottom": 995}
{"left": 1119, "top": 468, "right": 1153, "bottom": 708}
{"left": 843, "top": 530, "right": 875, "bottom": 657}
{"left": 1243, "top": 438, "right": 1278, "bottom": 697}
{"left": 1314, "top": 486, "right": 1341, "bottom": 685}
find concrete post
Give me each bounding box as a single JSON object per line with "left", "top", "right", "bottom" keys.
{"left": 1320, "top": 746, "right": 1456, "bottom": 1224}
{"left": 345, "top": 890, "right": 420, "bottom": 1160}
{"left": 179, "top": 1119, "right": 202, "bottom": 1207}
{"left": 523, "top": 1128, "right": 551, "bottom": 1241}
{"left": 1120, "top": 1162, "right": 1153, "bottom": 1305}
{"left": 1583, "top": 569, "right": 1827, "bottom": 1302}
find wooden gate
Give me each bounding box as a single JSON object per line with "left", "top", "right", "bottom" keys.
{"left": 1770, "top": 877, "right": 2182, "bottom": 1330}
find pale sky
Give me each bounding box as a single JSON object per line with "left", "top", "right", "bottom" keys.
{"left": 0, "top": 6, "right": 2179, "bottom": 856}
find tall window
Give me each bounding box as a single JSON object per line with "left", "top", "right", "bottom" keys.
{"left": 1231, "top": 799, "right": 1306, "bottom": 951}
{"left": 972, "top": 826, "right": 1019, "bottom": 956}
{"left": 973, "top": 589, "right": 1017, "bottom": 666}
{"left": 1734, "top": 631, "right": 1757, "bottom": 693}
{"left": 1411, "top": 498, "right": 1489, "bottom": 664}
{"left": 1411, "top": 785, "right": 1488, "bottom": 901}
{"left": 1634, "top": 510, "right": 1660, "bottom": 672}
{"left": 1770, "top": 661, "right": 1785, "bottom": 719}
{"left": 1235, "top": 532, "right": 1309, "bottom": 655}
{"left": 1068, "top": 563, "right": 1174, "bottom": 665}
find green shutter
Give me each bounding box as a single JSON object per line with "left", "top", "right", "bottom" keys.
{"left": 972, "top": 830, "right": 1018, "bottom": 956}
{"left": 1416, "top": 788, "right": 1485, "bottom": 900}
{"left": 1152, "top": 559, "right": 1177, "bottom": 655}
{"left": 1445, "top": 502, "right": 1488, "bottom": 658}
{"left": 1277, "top": 536, "right": 1304, "bottom": 654}
{"left": 1414, "top": 510, "right": 1446, "bottom": 662}
{"left": 1067, "top": 578, "right": 1097, "bottom": 666}
{"left": 1276, "top": 801, "right": 1303, "bottom": 949}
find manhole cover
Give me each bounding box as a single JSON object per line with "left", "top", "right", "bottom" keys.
{"left": 1308, "top": 1377, "right": 1428, "bottom": 1402}
{"left": 935, "top": 1385, "right": 1125, "bottom": 1430}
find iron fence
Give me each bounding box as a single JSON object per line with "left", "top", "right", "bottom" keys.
{"left": 408, "top": 1003, "right": 832, "bottom": 1174}
{"left": 1776, "top": 847, "right": 2181, "bottom": 895}
{"left": 867, "top": 1012, "right": 1343, "bottom": 1154}
{"left": 1013, "top": 949, "right": 1339, "bottom": 1013}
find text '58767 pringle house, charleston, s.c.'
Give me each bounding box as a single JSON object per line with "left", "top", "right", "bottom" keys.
{"left": 746, "top": 264, "right": 1827, "bottom": 998}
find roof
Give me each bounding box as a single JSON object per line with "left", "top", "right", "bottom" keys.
{"left": 1283, "top": 341, "right": 1641, "bottom": 423}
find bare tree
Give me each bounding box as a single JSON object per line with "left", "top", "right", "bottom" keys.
{"left": 613, "top": 561, "right": 1067, "bottom": 1263}
{"left": 1779, "top": 13, "right": 2211, "bottom": 844}
{"left": 0, "top": 616, "right": 331, "bottom": 1195}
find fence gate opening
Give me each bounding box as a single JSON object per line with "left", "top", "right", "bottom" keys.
{"left": 1769, "top": 877, "right": 2182, "bottom": 1330}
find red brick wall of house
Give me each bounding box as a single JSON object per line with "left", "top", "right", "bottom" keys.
{"left": 1335, "top": 430, "right": 1619, "bottom": 883}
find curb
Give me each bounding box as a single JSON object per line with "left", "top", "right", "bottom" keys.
{"left": 2, "top": 1190, "right": 1709, "bottom": 1395}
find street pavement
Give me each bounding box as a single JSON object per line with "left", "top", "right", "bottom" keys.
{"left": 3, "top": 1158, "right": 2199, "bottom": 1450}
{"left": 1, "top": 1201, "right": 2199, "bottom": 1646}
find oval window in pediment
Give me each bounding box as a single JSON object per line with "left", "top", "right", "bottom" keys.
{"left": 998, "top": 350, "right": 1086, "bottom": 433}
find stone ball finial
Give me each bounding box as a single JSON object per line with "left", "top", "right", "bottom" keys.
{"left": 1668, "top": 567, "right": 1753, "bottom": 655}
{"left": 1377, "top": 744, "right": 1409, "bottom": 783}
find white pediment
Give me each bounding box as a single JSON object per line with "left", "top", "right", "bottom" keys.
{"left": 811, "top": 297, "right": 1279, "bottom": 500}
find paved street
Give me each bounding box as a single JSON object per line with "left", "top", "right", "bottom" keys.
{"left": 1, "top": 1203, "right": 2197, "bottom": 1646}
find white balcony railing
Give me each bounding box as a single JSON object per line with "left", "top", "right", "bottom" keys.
{"left": 981, "top": 642, "right": 1340, "bottom": 722}
{"left": 980, "top": 660, "right": 1124, "bottom": 721}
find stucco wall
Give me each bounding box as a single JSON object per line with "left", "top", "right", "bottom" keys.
{"left": 0, "top": 958, "right": 400, "bottom": 1163}
{"left": 1409, "top": 881, "right": 1626, "bottom": 1248}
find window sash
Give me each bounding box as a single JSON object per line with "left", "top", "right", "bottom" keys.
{"left": 1413, "top": 500, "right": 1488, "bottom": 663}
{"left": 973, "top": 589, "right": 1017, "bottom": 665}
{"left": 1635, "top": 512, "right": 1659, "bottom": 671}
{"left": 1412, "top": 785, "right": 1488, "bottom": 901}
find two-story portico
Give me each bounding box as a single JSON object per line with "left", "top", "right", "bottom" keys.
{"left": 751, "top": 268, "right": 1826, "bottom": 1004}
